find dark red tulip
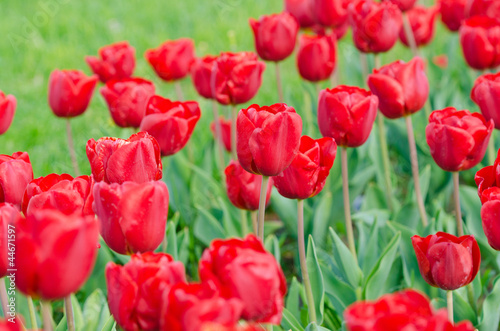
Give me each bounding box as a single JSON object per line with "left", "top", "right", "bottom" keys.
{"left": 311, "top": 0, "right": 349, "bottom": 27}
{"left": 22, "top": 174, "right": 93, "bottom": 217}
{"left": 412, "top": 232, "right": 480, "bottom": 290}
{"left": 48, "top": 69, "right": 98, "bottom": 118}
{"left": 0, "top": 91, "right": 16, "bottom": 135}
{"left": 211, "top": 116, "right": 232, "bottom": 152}
{"left": 284, "top": 0, "right": 315, "bottom": 28}
{"left": 249, "top": 12, "right": 299, "bottom": 62}
{"left": 368, "top": 57, "right": 429, "bottom": 119}
{"left": 213, "top": 52, "right": 265, "bottom": 105}
{"left": 139, "top": 96, "right": 201, "bottom": 156}
{"left": 199, "top": 234, "right": 287, "bottom": 324}
{"left": 399, "top": 6, "right": 439, "bottom": 47}
{"left": 0, "top": 152, "right": 33, "bottom": 209}
{"left": 318, "top": 85, "right": 378, "bottom": 147}
{"left": 475, "top": 150, "right": 500, "bottom": 204}
{"left": 296, "top": 33, "right": 336, "bottom": 82}
{"left": 426, "top": 107, "right": 493, "bottom": 172}
{"left": 85, "top": 41, "right": 136, "bottom": 83}
{"left": 106, "top": 252, "right": 186, "bottom": 331}
{"left": 191, "top": 55, "right": 217, "bottom": 99}
{"left": 382, "top": 0, "right": 417, "bottom": 11}
{"left": 459, "top": 16, "right": 500, "bottom": 70}
{"left": 471, "top": 72, "right": 500, "bottom": 129}
{"left": 274, "top": 136, "right": 337, "bottom": 200}
{"left": 0, "top": 203, "right": 22, "bottom": 278}
{"left": 100, "top": 77, "right": 155, "bottom": 128}
{"left": 145, "top": 38, "right": 195, "bottom": 81}
{"left": 93, "top": 180, "right": 169, "bottom": 255}
{"left": 237, "top": 103, "right": 302, "bottom": 176}
{"left": 348, "top": 0, "right": 403, "bottom": 53}
{"left": 16, "top": 209, "right": 98, "bottom": 299}
{"left": 225, "top": 160, "right": 273, "bottom": 211}
{"left": 161, "top": 282, "right": 243, "bottom": 331}
{"left": 469, "top": 0, "right": 500, "bottom": 19}
{"left": 439, "top": 0, "right": 467, "bottom": 31}
{"left": 86, "top": 132, "right": 163, "bottom": 184}
{"left": 333, "top": 20, "right": 350, "bottom": 40}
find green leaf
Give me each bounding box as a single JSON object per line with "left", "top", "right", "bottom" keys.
{"left": 328, "top": 227, "right": 363, "bottom": 288}
{"left": 265, "top": 234, "right": 281, "bottom": 265}
{"left": 478, "top": 276, "right": 500, "bottom": 331}
{"left": 177, "top": 227, "right": 190, "bottom": 266}
{"left": 304, "top": 323, "right": 331, "bottom": 331}
{"left": 312, "top": 192, "right": 333, "bottom": 247}
{"left": 453, "top": 289, "right": 476, "bottom": 325}
{"left": 82, "top": 289, "right": 110, "bottom": 331}
{"left": 307, "top": 235, "right": 325, "bottom": 324}
{"left": 281, "top": 308, "right": 305, "bottom": 331}
{"left": 193, "top": 206, "right": 226, "bottom": 246}
{"left": 271, "top": 193, "right": 298, "bottom": 237}
{"left": 165, "top": 220, "right": 178, "bottom": 260}
{"left": 218, "top": 197, "right": 240, "bottom": 237}
{"left": 357, "top": 222, "right": 379, "bottom": 275}
{"left": 286, "top": 277, "right": 303, "bottom": 320}
{"left": 56, "top": 295, "right": 84, "bottom": 331}
{"left": 100, "top": 315, "right": 116, "bottom": 331}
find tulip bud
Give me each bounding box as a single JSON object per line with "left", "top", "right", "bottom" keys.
{"left": 0, "top": 203, "right": 22, "bottom": 278}
{"left": 439, "top": 0, "right": 467, "bottom": 32}
{"left": 471, "top": 72, "right": 500, "bottom": 129}
{"left": 86, "top": 41, "right": 136, "bottom": 83}
{"left": 469, "top": 0, "right": 500, "bottom": 19}
{"left": 191, "top": 55, "right": 218, "bottom": 99}
{"left": 0, "top": 152, "right": 34, "bottom": 209}
{"left": 311, "top": 0, "right": 349, "bottom": 27}
{"left": 459, "top": 16, "right": 500, "bottom": 70}
{"left": 211, "top": 117, "right": 232, "bottom": 152}
{"left": 0, "top": 91, "right": 16, "bottom": 135}
{"left": 145, "top": 38, "right": 195, "bottom": 81}
{"left": 399, "top": 6, "right": 439, "bottom": 47}
{"left": 284, "top": 0, "right": 315, "bottom": 28}
{"left": 296, "top": 33, "right": 336, "bottom": 82}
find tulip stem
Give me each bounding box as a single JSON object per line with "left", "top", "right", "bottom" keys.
{"left": 251, "top": 211, "right": 258, "bottom": 235}
{"left": 0, "top": 278, "right": 8, "bottom": 318}
{"left": 41, "top": 301, "right": 53, "bottom": 331}
{"left": 240, "top": 209, "right": 248, "bottom": 236}
{"left": 64, "top": 296, "right": 75, "bottom": 331}
{"left": 212, "top": 100, "right": 226, "bottom": 177}
{"left": 377, "top": 114, "right": 394, "bottom": 212}
{"left": 341, "top": 147, "right": 358, "bottom": 264}
{"left": 452, "top": 172, "right": 464, "bottom": 236}
{"left": 66, "top": 119, "right": 80, "bottom": 176}
{"left": 330, "top": 68, "right": 338, "bottom": 88}
{"left": 162, "top": 235, "right": 168, "bottom": 253}
{"left": 360, "top": 53, "right": 369, "bottom": 87}
{"left": 275, "top": 62, "right": 284, "bottom": 103}
{"left": 297, "top": 199, "right": 317, "bottom": 324}
{"left": 447, "top": 291, "right": 454, "bottom": 325}
{"left": 174, "top": 81, "right": 184, "bottom": 101}
{"left": 405, "top": 115, "right": 428, "bottom": 227}
{"left": 231, "top": 105, "right": 238, "bottom": 161}
{"left": 28, "top": 296, "right": 38, "bottom": 329}
{"left": 402, "top": 12, "right": 420, "bottom": 57}
{"left": 257, "top": 176, "right": 269, "bottom": 241}
{"left": 488, "top": 131, "right": 496, "bottom": 165}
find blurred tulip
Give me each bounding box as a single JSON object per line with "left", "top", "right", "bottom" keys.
{"left": 191, "top": 55, "right": 217, "bottom": 99}
{"left": 100, "top": 77, "right": 155, "bottom": 128}
{"left": 318, "top": 85, "right": 378, "bottom": 147}
{"left": 296, "top": 33, "right": 336, "bottom": 82}
{"left": 0, "top": 318, "right": 25, "bottom": 331}
{"left": 0, "top": 152, "right": 33, "bottom": 209}
{"left": 145, "top": 38, "right": 195, "bottom": 81}
{"left": 382, "top": 0, "right": 417, "bottom": 11}
{"left": 439, "top": 0, "right": 467, "bottom": 31}
{"left": 16, "top": 209, "right": 98, "bottom": 299}
{"left": 0, "top": 91, "right": 16, "bottom": 135}
{"left": 311, "top": 0, "right": 349, "bottom": 27}
{"left": 86, "top": 132, "right": 163, "bottom": 184}
{"left": 48, "top": 69, "right": 98, "bottom": 118}
{"left": 432, "top": 54, "right": 449, "bottom": 68}
{"left": 412, "top": 232, "right": 480, "bottom": 290}
{"left": 0, "top": 203, "right": 22, "bottom": 278}
{"left": 284, "top": 0, "right": 315, "bottom": 28}
{"left": 459, "top": 16, "right": 500, "bottom": 70}
{"left": 469, "top": 0, "right": 500, "bottom": 19}
{"left": 140, "top": 96, "right": 201, "bottom": 156}
{"left": 399, "top": 6, "right": 439, "bottom": 47}
{"left": 237, "top": 103, "right": 302, "bottom": 176}
{"left": 211, "top": 116, "right": 232, "bottom": 152}
{"left": 202, "top": 324, "right": 265, "bottom": 331}
{"left": 426, "top": 107, "right": 493, "bottom": 172}
{"left": 274, "top": 136, "right": 337, "bottom": 199}
{"left": 106, "top": 252, "right": 186, "bottom": 331}
{"left": 471, "top": 72, "right": 500, "bottom": 129}
{"left": 86, "top": 41, "right": 135, "bottom": 83}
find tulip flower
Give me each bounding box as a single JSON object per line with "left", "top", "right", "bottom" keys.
{"left": 0, "top": 203, "right": 22, "bottom": 278}
{"left": 22, "top": 174, "right": 93, "bottom": 217}
{"left": 211, "top": 117, "right": 232, "bottom": 152}
{"left": 439, "top": 0, "right": 467, "bottom": 32}
{"left": 382, "top": 0, "right": 417, "bottom": 11}
{"left": 0, "top": 152, "right": 33, "bottom": 209}
{"left": 0, "top": 318, "right": 25, "bottom": 330}
{"left": 160, "top": 282, "right": 244, "bottom": 331}
{"left": 284, "top": 0, "right": 315, "bottom": 28}
{"left": 296, "top": 33, "right": 336, "bottom": 82}
{"left": 399, "top": 6, "right": 439, "bottom": 47}
{"left": 0, "top": 91, "right": 16, "bottom": 136}
{"left": 199, "top": 234, "right": 287, "bottom": 324}
{"left": 139, "top": 96, "right": 201, "bottom": 157}
{"left": 145, "top": 38, "right": 195, "bottom": 82}
{"left": 93, "top": 180, "right": 169, "bottom": 255}
{"left": 469, "top": 0, "right": 500, "bottom": 19}
{"left": 459, "top": 16, "right": 500, "bottom": 70}
{"left": 100, "top": 77, "right": 155, "bottom": 128}
{"left": 106, "top": 252, "right": 186, "bottom": 331}
{"left": 85, "top": 41, "right": 136, "bottom": 83}
{"left": 191, "top": 55, "right": 217, "bottom": 100}
{"left": 471, "top": 72, "right": 500, "bottom": 129}
{"left": 202, "top": 324, "right": 265, "bottom": 331}
{"left": 311, "top": 0, "right": 349, "bottom": 28}
{"left": 86, "top": 132, "right": 163, "bottom": 184}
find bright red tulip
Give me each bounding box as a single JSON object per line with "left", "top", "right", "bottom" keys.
{"left": 471, "top": 72, "right": 500, "bottom": 129}
{"left": 48, "top": 69, "right": 98, "bottom": 118}
{"left": 211, "top": 116, "right": 232, "bottom": 152}
{"left": 199, "top": 234, "right": 287, "bottom": 324}
{"left": 459, "top": 16, "right": 500, "bottom": 70}
{"left": 145, "top": 38, "right": 195, "bottom": 81}
{"left": 399, "top": 6, "right": 439, "bottom": 47}
{"left": 469, "top": 0, "right": 500, "bottom": 19}
{"left": 225, "top": 160, "right": 273, "bottom": 211}
{"left": 368, "top": 57, "right": 429, "bottom": 119}
{"left": 237, "top": 103, "right": 303, "bottom": 176}
{"left": 0, "top": 91, "right": 16, "bottom": 135}
{"left": 0, "top": 318, "right": 25, "bottom": 331}
{"left": 439, "top": 0, "right": 467, "bottom": 31}
{"left": 426, "top": 107, "right": 493, "bottom": 172}
{"left": 86, "top": 41, "right": 135, "bottom": 83}
{"left": 16, "top": 209, "right": 98, "bottom": 299}
{"left": 139, "top": 96, "right": 201, "bottom": 156}
{"left": 476, "top": 150, "right": 500, "bottom": 204}
{"left": 202, "top": 324, "right": 265, "bottom": 331}
{"left": 296, "top": 33, "right": 336, "bottom": 82}
{"left": 0, "top": 203, "right": 22, "bottom": 278}
{"left": 191, "top": 55, "right": 217, "bottom": 99}
{"left": 311, "top": 0, "right": 349, "bottom": 27}
{"left": 284, "top": 0, "right": 315, "bottom": 28}
{"left": 274, "top": 136, "right": 337, "bottom": 199}
{"left": 0, "top": 152, "right": 33, "bottom": 209}
{"left": 106, "top": 252, "right": 186, "bottom": 331}
{"left": 86, "top": 132, "right": 163, "bottom": 184}
{"left": 382, "top": 0, "right": 417, "bottom": 11}
{"left": 348, "top": 0, "right": 403, "bottom": 53}
{"left": 100, "top": 77, "right": 155, "bottom": 128}
{"left": 318, "top": 85, "right": 378, "bottom": 147}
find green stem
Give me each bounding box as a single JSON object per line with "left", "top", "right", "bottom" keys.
{"left": 251, "top": 211, "right": 257, "bottom": 235}
{"left": 0, "top": 279, "right": 8, "bottom": 318}
{"left": 447, "top": 291, "right": 454, "bottom": 325}
{"left": 28, "top": 296, "right": 38, "bottom": 329}
{"left": 275, "top": 62, "right": 284, "bottom": 103}
{"left": 41, "top": 301, "right": 53, "bottom": 331}
{"left": 66, "top": 119, "right": 80, "bottom": 176}
{"left": 64, "top": 296, "right": 75, "bottom": 331}
{"left": 174, "top": 81, "right": 184, "bottom": 101}
{"left": 341, "top": 147, "right": 358, "bottom": 264}
{"left": 257, "top": 176, "right": 269, "bottom": 241}
{"left": 423, "top": 99, "right": 432, "bottom": 121}
{"left": 452, "top": 172, "right": 463, "bottom": 236}
{"left": 231, "top": 105, "right": 238, "bottom": 161}
{"left": 488, "top": 131, "right": 496, "bottom": 165}
{"left": 402, "top": 12, "right": 420, "bottom": 57}
{"left": 211, "top": 100, "right": 226, "bottom": 182}
{"left": 240, "top": 209, "right": 248, "bottom": 236}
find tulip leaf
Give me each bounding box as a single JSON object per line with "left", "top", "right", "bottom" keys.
{"left": 271, "top": 193, "right": 298, "bottom": 237}
{"left": 265, "top": 234, "right": 281, "bottom": 265}
{"left": 322, "top": 263, "right": 357, "bottom": 314}
{"left": 328, "top": 227, "right": 363, "bottom": 288}
{"left": 282, "top": 308, "right": 305, "bottom": 331}
{"left": 286, "top": 277, "right": 303, "bottom": 320}
{"left": 193, "top": 206, "right": 226, "bottom": 246}
{"left": 307, "top": 235, "right": 325, "bottom": 325}
{"left": 453, "top": 289, "right": 477, "bottom": 325}
{"left": 217, "top": 197, "right": 240, "bottom": 238}
{"left": 100, "top": 315, "right": 116, "bottom": 331}
{"left": 305, "top": 323, "right": 331, "bottom": 331}
{"left": 478, "top": 276, "right": 500, "bottom": 331}
{"left": 56, "top": 295, "right": 84, "bottom": 331}
{"left": 82, "top": 289, "right": 110, "bottom": 331}
{"left": 312, "top": 192, "right": 333, "bottom": 247}
{"left": 357, "top": 221, "right": 379, "bottom": 275}
{"left": 407, "top": 164, "right": 431, "bottom": 204}
{"left": 177, "top": 227, "right": 190, "bottom": 266}
{"left": 165, "top": 220, "right": 178, "bottom": 260}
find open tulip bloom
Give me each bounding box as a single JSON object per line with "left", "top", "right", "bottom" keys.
{"left": 0, "top": 91, "right": 16, "bottom": 136}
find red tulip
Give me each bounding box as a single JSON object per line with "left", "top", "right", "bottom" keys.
{"left": 348, "top": 0, "right": 403, "bottom": 53}
{"left": 16, "top": 209, "right": 98, "bottom": 299}
{"left": 382, "top": 0, "right": 417, "bottom": 11}
{"left": 237, "top": 103, "right": 302, "bottom": 176}
{"left": 311, "top": 0, "right": 349, "bottom": 27}
{"left": 318, "top": 85, "right": 379, "bottom": 147}
{"left": 191, "top": 55, "right": 217, "bottom": 99}
{"left": 426, "top": 107, "right": 493, "bottom": 172}
{"left": 202, "top": 324, "right": 265, "bottom": 331}
{"left": 296, "top": 33, "right": 336, "bottom": 82}
{"left": 475, "top": 150, "right": 500, "bottom": 204}
{"left": 0, "top": 318, "right": 25, "bottom": 331}
{"left": 199, "top": 234, "right": 287, "bottom": 324}
{"left": 48, "top": 69, "right": 98, "bottom": 118}
{"left": 274, "top": 136, "right": 337, "bottom": 200}
{"left": 145, "top": 38, "right": 195, "bottom": 81}
{"left": 86, "top": 132, "right": 163, "bottom": 184}
{"left": 100, "top": 77, "right": 155, "bottom": 128}
{"left": 432, "top": 54, "right": 449, "bottom": 68}
{"left": 469, "top": 0, "right": 500, "bottom": 19}
{"left": 333, "top": 20, "right": 350, "bottom": 40}
{"left": 368, "top": 57, "right": 429, "bottom": 119}
{"left": 284, "top": 0, "right": 315, "bottom": 28}
{"left": 211, "top": 116, "right": 232, "bottom": 152}
{"left": 0, "top": 152, "right": 33, "bottom": 209}
{"left": 93, "top": 180, "right": 169, "bottom": 255}
{"left": 85, "top": 41, "right": 136, "bottom": 83}
{"left": 471, "top": 72, "right": 500, "bottom": 129}
{"left": 22, "top": 174, "right": 93, "bottom": 217}
{"left": 439, "top": 0, "right": 467, "bottom": 31}
{"left": 399, "top": 6, "right": 439, "bottom": 47}
{"left": 0, "top": 91, "right": 16, "bottom": 135}
{"left": 0, "top": 203, "right": 22, "bottom": 278}
{"left": 225, "top": 160, "right": 273, "bottom": 211}
{"left": 249, "top": 12, "right": 299, "bottom": 62}
{"left": 459, "top": 16, "right": 500, "bottom": 70}
{"left": 106, "top": 252, "right": 186, "bottom": 331}
{"left": 139, "top": 96, "right": 201, "bottom": 156}
{"left": 161, "top": 282, "right": 243, "bottom": 331}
